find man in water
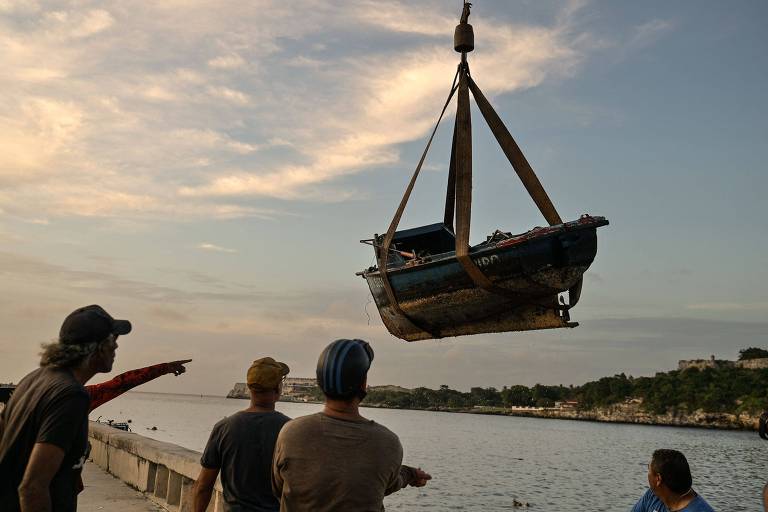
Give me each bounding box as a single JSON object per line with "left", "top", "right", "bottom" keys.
{"left": 193, "top": 357, "right": 291, "bottom": 512}
{"left": 272, "top": 338, "right": 431, "bottom": 511}
{"left": 631, "top": 449, "right": 714, "bottom": 512}
{"left": 0, "top": 305, "right": 131, "bottom": 511}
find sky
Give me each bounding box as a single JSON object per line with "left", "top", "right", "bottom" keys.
{"left": 1, "top": 0, "right": 766, "bottom": 395}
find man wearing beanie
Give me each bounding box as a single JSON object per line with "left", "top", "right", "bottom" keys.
{"left": 193, "top": 357, "right": 291, "bottom": 512}
{"left": 0, "top": 305, "right": 131, "bottom": 511}
{"left": 272, "top": 339, "right": 430, "bottom": 511}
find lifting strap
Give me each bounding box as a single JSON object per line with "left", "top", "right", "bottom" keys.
{"left": 467, "top": 70, "right": 584, "bottom": 309}
{"left": 453, "top": 65, "right": 492, "bottom": 290}
{"left": 467, "top": 74, "right": 562, "bottom": 226}
{"left": 453, "top": 65, "right": 558, "bottom": 304}
{"left": 443, "top": 115, "right": 458, "bottom": 230}
{"left": 379, "top": 66, "right": 461, "bottom": 338}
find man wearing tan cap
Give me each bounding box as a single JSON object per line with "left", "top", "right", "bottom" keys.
{"left": 193, "top": 357, "right": 290, "bottom": 512}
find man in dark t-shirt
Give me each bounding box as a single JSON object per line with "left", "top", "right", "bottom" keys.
{"left": 193, "top": 357, "right": 291, "bottom": 512}
{"left": 0, "top": 305, "right": 131, "bottom": 512}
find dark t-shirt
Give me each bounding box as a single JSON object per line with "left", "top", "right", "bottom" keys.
{"left": 0, "top": 367, "right": 90, "bottom": 512}
{"left": 201, "top": 410, "right": 291, "bottom": 512}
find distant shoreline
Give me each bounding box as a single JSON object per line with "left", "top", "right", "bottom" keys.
{"left": 107, "top": 391, "right": 759, "bottom": 433}
{"left": 221, "top": 396, "right": 761, "bottom": 432}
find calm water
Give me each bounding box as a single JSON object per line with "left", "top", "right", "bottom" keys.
{"left": 90, "top": 392, "right": 764, "bottom": 511}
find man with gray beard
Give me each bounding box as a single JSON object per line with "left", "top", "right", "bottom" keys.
{"left": 0, "top": 305, "right": 131, "bottom": 512}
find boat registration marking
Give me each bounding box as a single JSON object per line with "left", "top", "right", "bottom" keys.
{"left": 473, "top": 254, "right": 501, "bottom": 268}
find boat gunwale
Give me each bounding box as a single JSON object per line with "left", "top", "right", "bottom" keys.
{"left": 360, "top": 216, "right": 608, "bottom": 278}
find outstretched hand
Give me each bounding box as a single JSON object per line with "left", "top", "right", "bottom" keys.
{"left": 411, "top": 468, "right": 432, "bottom": 487}
{"left": 167, "top": 359, "right": 192, "bottom": 376}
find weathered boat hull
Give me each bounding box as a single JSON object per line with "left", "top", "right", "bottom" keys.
{"left": 361, "top": 217, "right": 607, "bottom": 341}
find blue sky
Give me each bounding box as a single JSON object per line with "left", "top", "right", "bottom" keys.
{"left": 1, "top": 0, "right": 766, "bottom": 394}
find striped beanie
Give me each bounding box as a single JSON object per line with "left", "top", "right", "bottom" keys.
{"left": 316, "top": 339, "right": 374, "bottom": 399}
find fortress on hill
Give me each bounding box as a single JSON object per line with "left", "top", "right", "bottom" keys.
{"left": 226, "top": 378, "right": 409, "bottom": 400}
{"left": 227, "top": 377, "right": 317, "bottom": 399}
{"left": 678, "top": 355, "right": 768, "bottom": 371}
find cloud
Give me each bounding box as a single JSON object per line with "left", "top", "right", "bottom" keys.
{"left": 0, "top": 249, "right": 368, "bottom": 327}
{"left": 207, "top": 86, "right": 252, "bottom": 105}
{"left": 630, "top": 19, "right": 674, "bottom": 49}
{"left": 197, "top": 243, "right": 237, "bottom": 254}
{"left": 0, "top": 98, "right": 83, "bottom": 182}
{"left": 0, "top": 251, "right": 274, "bottom": 304}
{"left": 147, "top": 306, "right": 191, "bottom": 323}
{"left": 180, "top": 6, "right": 584, "bottom": 200}
{"left": 351, "top": 0, "right": 453, "bottom": 37}
{"left": 686, "top": 302, "right": 768, "bottom": 312}
{"left": 208, "top": 54, "right": 246, "bottom": 69}
{"left": 0, "top": 0, "right": 593, "bottom": 219}
{"left": 68, "top": 9, "right": 115, "bottom": 39}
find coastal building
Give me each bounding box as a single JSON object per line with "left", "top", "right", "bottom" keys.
{"left": 678, "top": 355, "right": 768, "bottom": 371}
{"left": 283, "top": 377, "right": 316, "bottom": 395}
{"left": 226, "top": 379, "right": 414, "bottom": 400}
{"left": 369, "top": 384, "right": 412, "bottom": 393}
{"left": 737, "top": 358, "right": 768, "bottom": 370}
{"left": 226, "top": 377, "right": 320, "bottom": 400}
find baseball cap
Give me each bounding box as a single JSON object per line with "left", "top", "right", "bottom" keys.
{"left": 59, "top": 305, "right": 132, "bottom": 345}
{"left": 247, "top": 357, "right": 290, "bottom": 391}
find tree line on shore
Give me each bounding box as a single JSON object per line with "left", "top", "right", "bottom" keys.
{"left": 352, "top": 347, "right": 768, "bottom": 415}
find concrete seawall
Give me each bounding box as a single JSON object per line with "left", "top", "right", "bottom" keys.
{"left": 88, "top": 421, "right": 220, "bottom": 511}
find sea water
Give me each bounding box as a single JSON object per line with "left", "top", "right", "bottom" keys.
{"left": 90, "top": 392, "right": 764, "bottom": 511}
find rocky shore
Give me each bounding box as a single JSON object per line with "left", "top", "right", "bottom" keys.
{"left": 465, "top": 402, "right": 760, "bottom": 431}
{"left": 225, "top": 384, "right": 761, "bottom": 432}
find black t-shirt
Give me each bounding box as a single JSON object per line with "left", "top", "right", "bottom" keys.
{"left": 0, "top": 367, "right": 90, "bottom": 512}
{"left": 201, "top": 410, "right": 291, "bottom": 512}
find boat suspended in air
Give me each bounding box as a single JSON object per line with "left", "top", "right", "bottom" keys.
{"left": 357, "top": 2, "right": 608, "bottom": 341}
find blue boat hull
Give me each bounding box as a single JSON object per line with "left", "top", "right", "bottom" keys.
{"left": 361, "top": 217, "right": 607, "bottom": 341}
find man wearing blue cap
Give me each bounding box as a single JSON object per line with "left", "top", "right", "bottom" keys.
{"left": 0, "top": 305, "right": 131, "bottom": 512}
{"left": 272, "top": 339, "right": 431, "bottom": 511}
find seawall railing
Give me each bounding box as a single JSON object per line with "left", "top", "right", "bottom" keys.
{"left": 88, "top": 421, "right": 221, "bottom": 511}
